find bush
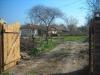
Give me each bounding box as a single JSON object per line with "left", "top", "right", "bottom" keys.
{"left": 29, "top": 48, "right": 41, "bottom": 56}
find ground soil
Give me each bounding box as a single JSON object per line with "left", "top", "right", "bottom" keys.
{"left": 9, "top": 41, "right": 89, "bottom": 75}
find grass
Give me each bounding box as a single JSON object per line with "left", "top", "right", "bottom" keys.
{"left": 63, "top": 35, "right": 87, "bottom": 42}
{"left": 38, "top": 38, "right": 60, "bottom": 52}
{"left": 29, "top": 35, "right": 87, "bottom": 56}
{"left": 25, "top": 71, "right": 38, "bottom": 75}
{"left": 29, "top": 37, "right": 61, "bottom": 56}
{"left": 0, "top": 71, "right": 10, "bottom": 75}
{"left": 37, "top": 35, "right": 87, "bottom": 52}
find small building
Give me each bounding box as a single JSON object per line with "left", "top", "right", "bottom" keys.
{"left": 21, "top": 24, "right": 38, "bottom": 38}
{"left": 48, "top": 26, "right": 58, "bottom": 36}
{"left": 49, "top": 24, "right": 68, "bottom": 35}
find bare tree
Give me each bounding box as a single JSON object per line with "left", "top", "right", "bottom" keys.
{"left": 63, "top": 16, "right": 78, "bottom": 35}
{"left": 87, "top": 0, "right": 100, "bottom": 16}
{"left": 78, "top": 25, "right": 89, "bottom": 35}
{"left": 29, "top": 5, "right": 62, "bottom": 44}
{"left": 86, "top": 0, "right": 97, "bottom": 31}
{"left": 87, "top": 0, "right": 97, "bottom": 12}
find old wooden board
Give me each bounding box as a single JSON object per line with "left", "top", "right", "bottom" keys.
{"left": 3, "top": 22, "right": 20, "bottom": 70}
{"left": 0, "top": 23, "right": 3, "bottom": 73}
{"left": 0, "top": 22, "right": 20, "bottom": 72}
{"left": 94, "top": 21, "right": 100, "bottom": 75}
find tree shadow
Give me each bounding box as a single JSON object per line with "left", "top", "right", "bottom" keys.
{"left": 51, "top": 66, "right": 89, "bottom": 75}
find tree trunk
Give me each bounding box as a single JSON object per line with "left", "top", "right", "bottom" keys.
{"left": 32, "top": 35, "right": 35, "bottom": 48}
{"left": 46, "top": 26, "right": 49, "bottom": 44}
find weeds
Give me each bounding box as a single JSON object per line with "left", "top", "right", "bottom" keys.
{"left": 0, "top": 71, "right": 9, "bottom": 75}
{"left": 29, "top": 48, "right": 41, "bottom": 56}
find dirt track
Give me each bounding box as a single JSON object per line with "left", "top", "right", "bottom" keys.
{"left": 9, "top": 42, "right": 89, "bottom": 75}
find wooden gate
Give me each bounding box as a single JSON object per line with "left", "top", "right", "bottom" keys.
{"left": 89, "top": 13, "right": 100, "bottom": 75}
{"left": 0, "top": 22, "right": 20, "bottom": 73}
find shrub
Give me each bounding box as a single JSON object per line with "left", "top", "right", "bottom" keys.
{"left": 29, "top": 48, "right": 41, "bottom": 56}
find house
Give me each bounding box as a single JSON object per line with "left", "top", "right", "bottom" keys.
{"left": 49, "top": 24, "right": 69, "bottom": 35}
{"left": 21, "top": 24, "right": 69, "bottom": 38}
{"left": 21, "top": 24, "right": 38, "bottom": 38}
{"left": 56, "top": 25, "right": 67, "bottom": 33}
{"left": 48, "top": 26, "right": 58, "bottom": 36}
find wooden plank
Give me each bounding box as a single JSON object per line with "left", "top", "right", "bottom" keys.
{"left": 94, "top": 54, "right": 100, "bottom": 63}
{"left": 0, "top": 24, "right": 3, "bottom": 73}
{"left": 94, "top": 63, "right": 100, "bottom": 72}
{"left": 92, "top": 20, "right": 100, "bottom": 74}
{"left": 3, "top": 22, "right": 20, "bottom": 32}
{"left": 94, "top": 20, "right": 100, "bottom": 24}
{"left": 93, "top": 72, "right": 100, "bottom": 75}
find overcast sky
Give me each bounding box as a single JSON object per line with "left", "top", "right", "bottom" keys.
{"left": 0, "top": 0, "right": 88, "bottom": 26}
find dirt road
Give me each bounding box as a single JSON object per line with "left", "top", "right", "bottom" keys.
{"left": 9, "top": 42, "right": 89, "bottom": 75}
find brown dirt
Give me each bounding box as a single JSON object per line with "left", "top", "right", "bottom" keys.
{"left": 9, "top": 42, "right": 89, "bottom": 75}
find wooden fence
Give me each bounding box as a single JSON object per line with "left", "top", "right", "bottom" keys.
{"left": 0, "top": 22, "right": 20, "bottom": 73}
{"left": 89, "top": 16, "right": 100, "bottom": 75}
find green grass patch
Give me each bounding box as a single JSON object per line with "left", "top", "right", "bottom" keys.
{"left": 29, "top": 37, "right": 61, "bottom": 56}
{"left": 39, "top": 38, "right": 59, "bottom": 52}
{"left": 29, "top": 35, "right": 87, "bottom": 56}
{"left": 29, "top": 48, "right": 41, "bottom": 56}
{"left": 63, "top": 35, "right": 87, "bottom": 42}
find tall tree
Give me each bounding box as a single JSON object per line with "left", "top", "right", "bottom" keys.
{"left": 63, "top": 16, "right": 78, "bottom": 35}
{"left": 29, "top": 5, "right": 62, "bottom": 44}
{"left": 86, "top": 0, "right": 98, "bottom": 30}
{"left": 87, "top": 0, "right": 100, "bottom": 16}
{"left": 87, "top": 0, "right": 97, "bottom": 12}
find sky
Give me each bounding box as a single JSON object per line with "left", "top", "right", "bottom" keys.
{"left": 0, "top": 0, "right": 88, "bottom": 26}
